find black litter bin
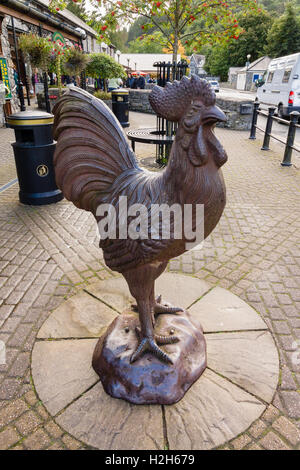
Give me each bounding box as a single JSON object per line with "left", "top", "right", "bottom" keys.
{"left": 6, "top": 110, "right": 63, "bottom": 205}
{"left": 111, "top": 88, "right": 129, "bottom": 128}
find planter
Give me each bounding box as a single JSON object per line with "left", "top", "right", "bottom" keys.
{"left": 101, "top": 99, "right": 112, "bottom": 111}
{"left": 37, "top": 88, "right": 67, "bottom": 112}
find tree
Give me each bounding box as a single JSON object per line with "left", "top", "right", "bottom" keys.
{"left": 66, "top": 0, "right": 88, "bottom": 21}
{"left": 128, "top": 32, "right": 165, "bottom": 53}
{"left": 50, "top": 0, "right": 260, "bottom": 63}
{"left": 205, "top": 9, "right": 273, "bottom": 80}
{"left": 86, "top": 53, "right": 126, "bottom": 91}
{"left": 109, "top": 29, "right": 129, "bottom": 52}
{"left": 265, "top": 2, "right": 300, "bottom": 57}
{"left": 260, "top": 0, "right": 300, "bottom": 15}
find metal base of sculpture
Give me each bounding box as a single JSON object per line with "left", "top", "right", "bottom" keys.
{"left": 92, "top": 308, "right": 206, "bottom": 405}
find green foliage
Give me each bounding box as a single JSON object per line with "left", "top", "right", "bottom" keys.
{"left": 86, "top": 53, "right": 126, "bottom": 80}
{"left": 18, "top": 33, "right": 52, "bottom": 70}
{"left": 49, "top": 0, "right": 260, "bottom": 63}
{"left": 265, "top": 2, "right": 300, "bottom": 57}
{"left": 63, "top": 47, "right": 90, "bottom": 75}
{"left": 260, "top": 0, "right": 300, "bottom": 15}
{"left": 204, "top": 46, "right": 231, "bottom": 81}
{"left": 94, "top": 90, "right": 112, "bottom": 100}
{"left": 128, "top": 31, "right": 165, "bottom": 53}
{"left": 66, "top": 0, "right": 88, "bottom": 20}
{"left": 108, "top": 29, "right": 129, "bottom": 52}
{"left": 229, "top": 9, "right": 273, "bottom": 65}
{"left": 205, "top": 9, "right": 273, "bottom": 80}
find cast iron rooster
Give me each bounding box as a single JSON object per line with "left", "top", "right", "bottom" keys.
{"left": 53, "top": 75, "right": 228, "bottom": 365}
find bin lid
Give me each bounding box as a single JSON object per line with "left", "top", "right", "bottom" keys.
{"left": 6, "top": 110, "right": 54, "bottom": 127}
{"left": 111, "top": 88, "right": 129, "bottom": 95}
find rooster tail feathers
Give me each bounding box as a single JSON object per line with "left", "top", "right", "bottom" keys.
{"left": 52, "top": 87, "right": 139, "bottom": 211}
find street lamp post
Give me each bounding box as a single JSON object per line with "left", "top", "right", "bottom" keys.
{"left": 246, "top": 54, "right": 251, "bottom": 70}
{"left": 116, "top": 50, "right": 121, "bottom": 63}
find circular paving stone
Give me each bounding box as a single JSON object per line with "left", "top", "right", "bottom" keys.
{"left": 32, "top": 273, "right": 279, "bottom": 450}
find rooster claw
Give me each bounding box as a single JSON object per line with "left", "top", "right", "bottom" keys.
{"left": 154, "top": 295, "right": 184, "bottom": 315}
{"left": 130, "top": 327, "right": 178, "bottom": 364}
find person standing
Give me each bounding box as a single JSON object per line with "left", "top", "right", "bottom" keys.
{"left": 136, "top": 72, "right": 145, "bottom": 89}
{"left": 108, "top": 77, "right": 123, "bottom": 91}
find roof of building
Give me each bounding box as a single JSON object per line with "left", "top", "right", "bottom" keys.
{"left": 229, "top": 67, "right": 243, "bottom": 73}
{"left": 190, "top": 54, "right": 205, "bottom": 65}
{"left": 119, "top": 53, "right": 181, "bottom": 72}
{"left": 34, "top": 0, "right": 98, "bottom": 36}
{"left": 239, "top": 56, "right": 272, "bottom": 73}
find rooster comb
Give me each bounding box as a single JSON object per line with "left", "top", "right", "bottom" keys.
{"left": 149, "top": 75, "right": 216, "bottom": 122}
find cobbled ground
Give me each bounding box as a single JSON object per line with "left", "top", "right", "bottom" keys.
{"left": 0, "top": 111, "right": 299, "bottom": 450}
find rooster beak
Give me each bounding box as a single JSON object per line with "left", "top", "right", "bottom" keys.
{"left": 202, "top": 106, "right": 227, "bottom": 125}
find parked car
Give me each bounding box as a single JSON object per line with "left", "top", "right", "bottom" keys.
{"left": 256, "top": 52, "right": 300, "bottom": 119}
{"left": 208, "top": 80, "right": 220, "bottom": 93}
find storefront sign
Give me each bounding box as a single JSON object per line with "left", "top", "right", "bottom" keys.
{"left": 0, "top": 57, "right": 12, "bottom": 100}
{"left": 52, "top": 31, "right": 66, "bottom": 45}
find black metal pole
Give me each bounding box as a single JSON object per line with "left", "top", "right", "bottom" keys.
{"left": 42, "top": 72, "right": 51, "bottom": 113}
{"left": 281, "top": 111, "right": 299, "bottom": 167}
{"left": 24, "top": 75, "right": 30, "bottom": 106}
{"left": 261, "top": 106, "right": 276, "bottom": 151}
{"left": 11, "top": 16, "right": 25, "bottom": 111}
{"left": 37, "top": 25, "right": 51, "bottom": 113}
{"left": 80, "top": 38, "right": 87, "bottom": 90}
{"left": 249, "top": 100, "right": 260, "bottom": 140}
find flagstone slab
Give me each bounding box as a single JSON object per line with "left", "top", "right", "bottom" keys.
{"left": 206, "top": 331, "right": 279, "bottom": 402}
{"left": 31, "top": 274, "right": 279, "bottom": 450}
{"left": 56, "top": 382, "right": 164, "bottom": 450}
{"left": 189, "top": 287, "right": 267, "bottom": 332}
{"left": 165, "top": 369, "right": 265, "bottom": 450}
{"left": 86, "top": 273, "right": 210, "bottom": 313}
{"left": 37, "top": 292, "right": 118, "bottom": 339}
{"left": 85, "top": 277, "right": 134, "bottom": 313}
{"left": 32, "top": 339, "right": 99, "bottom": 415}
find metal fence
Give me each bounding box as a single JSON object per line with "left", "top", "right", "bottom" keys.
{"left": 153, "top": 60, "right": 188, "bottom": 165}
{"left": 250, "top": 101, "right": 300, "bottom": 167}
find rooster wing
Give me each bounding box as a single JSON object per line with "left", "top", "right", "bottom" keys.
{"left": 53, "top": 86, "right": 140, "bottom": 212}
{"left": 53, "top": 87, "right": 179, "bottom": 273}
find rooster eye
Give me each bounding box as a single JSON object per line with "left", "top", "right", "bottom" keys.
{"left": 191, "top": 104, "right": 202, "bottom": 112}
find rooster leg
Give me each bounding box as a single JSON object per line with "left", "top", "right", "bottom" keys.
{"left": 130, "top": 298, "right": 177, "bottom": 364}
{"left": 124, "top": 264, "right": 179, "bottom": 364}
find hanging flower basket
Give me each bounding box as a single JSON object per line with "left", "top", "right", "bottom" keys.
{"left": 63, "top": 46, "right": 90, "bottom": 76}
{"left": 18, "top": 33, "right": 52, "bottom": 71}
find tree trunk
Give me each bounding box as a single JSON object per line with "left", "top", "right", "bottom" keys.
{"left": 172, "top": 39, "right": 178, "bottom": 64}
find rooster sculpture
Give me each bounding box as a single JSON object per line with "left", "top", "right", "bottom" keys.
{"left": 53, "top": 75, "right": 228, "bottom": 366}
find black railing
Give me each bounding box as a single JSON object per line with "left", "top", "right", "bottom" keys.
{"left": 153, "top": 60, "right": 188, "bottom": 165}
{"left": 249, "top": 101, "right": 300, "bottom": 167}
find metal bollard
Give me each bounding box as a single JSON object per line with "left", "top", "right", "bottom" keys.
{"left": 261, "top": 106, "right": 276, "bottom": 151}
{"left": 249, "top": 100, "right": 260, "bottom": 140}
{"left": 281, "top": 111, "right": 300, "bottom": 167}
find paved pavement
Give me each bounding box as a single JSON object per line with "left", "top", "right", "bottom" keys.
{"left": 0, "top": 111, "right": 299, "bottom": 450}
{"left": 218, "top": 87, "right": 257, "bottom": 101}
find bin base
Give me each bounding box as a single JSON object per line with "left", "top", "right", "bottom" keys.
{"left": 19, "top": 189, "right": 63, "bottom": 206}
{"left": 120, "top": 122, "right": 130, "bottom": 128}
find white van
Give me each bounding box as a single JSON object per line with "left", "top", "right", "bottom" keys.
{"left": 256, "top": 52, "right": 300, "bottom": 118}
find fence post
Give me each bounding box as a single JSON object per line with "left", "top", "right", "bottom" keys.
{"left": 249, "top": 100, "right": 260, "bottom": 140}
{"left": 281, "top": 111, "right": 300, "bottom": 167}
{"left": 261, "top": 106, "right": 276, "bottom": 151}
